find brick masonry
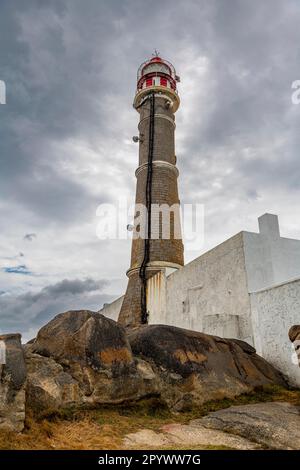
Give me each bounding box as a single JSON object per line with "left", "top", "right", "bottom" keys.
{"left": 118, "top": 94, "right": 184, "bottom": 327}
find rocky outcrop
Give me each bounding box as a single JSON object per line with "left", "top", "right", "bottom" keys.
{"left": 289, "top": 325, "right": 300, "bottom": 367}
{"left": 124, "top": 402, "right": 300, "bottom": 450}
{"left": 21, "top": 312, "right": 287, "bottom": 416}
{"left": 289, "top": 325, "right": 300, "bottom": 342}
{"left": 193, "top": 402, "right": 300, "bottom": 450}
{"left": 25, "top": 311, "right": 158, "bottom": 414}
{"left": 31, "top": 310, "right": 134, "bottom": 371}
{"left": 0, "top": 334, "right": 26, "bottom": 431}
{"left": 25, "top": 352, "right": 81, "bottom": 413}
{"left": 124, "top": 424, "right": 260, "bottom": 450}
{"left": 128, "top": 325, "right": 286, "bottom": 410}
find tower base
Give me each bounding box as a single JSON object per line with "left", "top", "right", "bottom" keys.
{"left": 118, "top": 262, "right": 182, "bottom": 327}
{"left": 118, "top": 272, "right": 148, "bottom": 327}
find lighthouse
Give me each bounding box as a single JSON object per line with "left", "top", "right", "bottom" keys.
{"left": 118, "top": 54, "right": 184, "bottom": 327}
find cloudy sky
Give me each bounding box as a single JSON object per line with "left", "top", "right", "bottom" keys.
{"left": 1, "top": 0, "right": 300, "bottom": 341}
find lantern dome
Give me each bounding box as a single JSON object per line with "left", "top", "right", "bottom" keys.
{"left": 134, "top": 54, "right": 180, "bottom": 112}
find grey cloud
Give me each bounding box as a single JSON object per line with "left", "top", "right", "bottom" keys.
{"left": 1, "top": 0, "right": 300, "bottom": 335}
{"left": 24, "top": 233, "right": 36, "bottom": 241}
{"left": 0, "top": 277, "right": 113, "bottom": 337}
{"left": 4, "top": 0, "right": 292, "bottom": 229}
{"left": 43, "top": 278, "right": 108, "bottom": 296}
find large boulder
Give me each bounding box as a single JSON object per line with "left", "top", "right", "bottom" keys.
{"left": 124, "top": 423, "right": 260, "bottom": 450}
{"left": 32, "top": 310, "right": 134, "bottom": 372}
{"left": 24, "top": 315, "right": 288, "bottom": 415}
{"left": 0, "top": 334, "right": 26, "bottom": 431}
{"left": 128, "top": 325, "right": 287, "bottom": 410}
{"left": 194, "top": 402, "right": 300, "bottom": 450}
{"left": 125, "top": 402, "right": 300, "bottom": 450}
{"left": 26, "top": 311, "right": 158, "bottom": 414}
{"left": 25, "top": 352, "right": 81, "bottom": 414}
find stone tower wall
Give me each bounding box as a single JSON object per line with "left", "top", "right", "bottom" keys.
{"left": 118, "top": 94, "right": 184, "bottom": 327}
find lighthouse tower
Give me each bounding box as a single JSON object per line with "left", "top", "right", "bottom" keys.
{"left": 118, "top": 54, "right": 184, "bottom": 327}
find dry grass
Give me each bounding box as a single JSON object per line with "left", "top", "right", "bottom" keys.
{"left": 0, "top": 385, "right": 298, "bottom": 450}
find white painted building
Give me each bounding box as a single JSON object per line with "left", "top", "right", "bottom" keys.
{"left": 100, "top": 214, "right": 300, "bottom": 387}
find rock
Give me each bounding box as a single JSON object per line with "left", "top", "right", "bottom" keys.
{"left": 25, "top": 352, "right": 81, "bottom": 414}
{"left": 0, "top": 334, "right": 26, "bottom": 432}
{"left": 289, "top": 325, "right": 300, "bottom": 343}
{"left": 193, "top": 402, "right": 300, "bottom": 450}
{"left": 228, "top": 338, "right": 256, "bottom": 354}
{"left": 24, "top": 315, "right": 288, "bottom": 416}
{"left": 32, "top": 310, "right": 134, "bottom": 372}
{"left": 124, "top": 429, "right": 173, "bottom": 448}
{"left": 289, "top": 325, "right": 300, "bottom": 367}
{"left": 124, "top": 423, "right": 260, "bottom": 450}
{"left": 128, "top": 325, "right": 286, "bottom": 410}
{"left": 26, "top": 311, "right": 158, "bottom": 414}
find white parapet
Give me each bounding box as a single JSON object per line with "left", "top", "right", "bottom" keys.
{"left": 99, "top": 295, "right": 124, "bottom": 322}
{"left": 244, "top": 213, "right": 300, "bottom": 292}
{"left": 250, "top": 277, "right": 300, "bottom": 387}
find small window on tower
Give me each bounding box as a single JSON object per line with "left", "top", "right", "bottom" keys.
{"left": 160, "top": 77, "right": 167, "bottom": 87}
{"left": 146, "top": 78, "right": 153, "bottom": 87}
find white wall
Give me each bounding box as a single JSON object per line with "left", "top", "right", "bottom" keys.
{"left": 148, "top": 232, "right": 253, "bottom": 343}
{"left": 243, "top": 214, "right": 300, "bottom": 292}
{"left": 250, "top": 278, "right": 300, "bottom": 387}
{"left": 98, "top": 295, "right": 124, "bottom": 321}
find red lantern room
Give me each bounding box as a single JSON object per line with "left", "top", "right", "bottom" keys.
{"left": 133, "top": 53, "right": 180, "bottom": 112}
